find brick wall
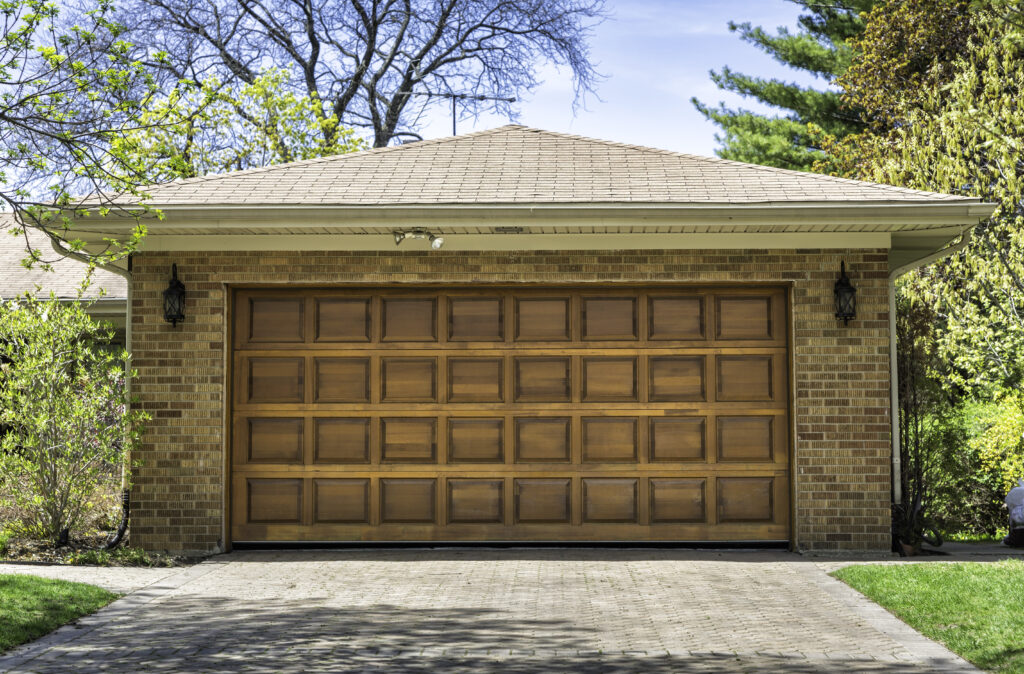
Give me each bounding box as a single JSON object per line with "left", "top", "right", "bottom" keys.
{"left": 130, "top": 248, "right": 891, "bottom": 553}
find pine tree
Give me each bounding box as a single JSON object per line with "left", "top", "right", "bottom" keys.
{"left": 692, "top": 0, "right": 873, "bottom": 171}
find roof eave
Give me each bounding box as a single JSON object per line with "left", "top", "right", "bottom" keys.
{"left": 72, "top": 199, "right": 997, "bottom": 232}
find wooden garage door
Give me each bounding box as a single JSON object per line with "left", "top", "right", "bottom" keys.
{"left": 230, "top": 286, "right": 790, "bottom": 543}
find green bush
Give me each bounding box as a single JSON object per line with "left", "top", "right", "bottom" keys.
{"left": 967, "top": 397, "right": 1024, "bottom": 494}
{"left": 0, "top": 296, "right": 147, "bottom": 544}
{"left": 925, "top": 399, "right": 1024, "bottom": 538}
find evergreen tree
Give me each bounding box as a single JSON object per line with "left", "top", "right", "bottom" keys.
{"left": 692, "top": 0, "right": 873, "bottom": 171}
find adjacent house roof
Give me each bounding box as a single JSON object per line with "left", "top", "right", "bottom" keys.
{"left": 131, "top": 125, "right": 979, "bottom": 207}
{"left": 0, "top": 217, "right": 127, "bottom": 301}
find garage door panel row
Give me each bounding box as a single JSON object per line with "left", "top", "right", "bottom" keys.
{"left": 233, "top": 414, "right": 788, "bottom": 466}
{"left": 235, "top": 289, "right": 787, "bottom": 348}
{"left": 235, "top": 475, "right": 788, "bottom": 529}
{"left": 237, "top": 352, "right": 787, "bottom": 405}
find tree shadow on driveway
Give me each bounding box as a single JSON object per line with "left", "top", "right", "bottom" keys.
{"left": 8, "top": 594, "right": 957, "bottom": 673}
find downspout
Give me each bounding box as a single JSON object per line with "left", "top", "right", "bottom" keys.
{"left": 888, "top": 228, "right": 973, "bottom": 505}
{"left": 50, "top": 238, "right": 133, "bottom": 548}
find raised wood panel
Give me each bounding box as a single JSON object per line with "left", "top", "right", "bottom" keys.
{"left": 314, "top": 358, "right": 369, "bottom": 403}
{"left": 650, "top": 479, "right": 706, "bottom": 523}
{"left": 516, "top": 298, "right": 570, "bottom": 341}
{"left": 515, "top": 417, "right": 571, "bottom": 463}
{"left": 448, "top": 479, "right": 504, "bottom": 523}
{"left": 314, "top": 418, "right": 370, "bottom": 464}
{"left": 232, "top": 286, "right": 791, "bottom": 544}
{"left": 380, "top": 479, "right": 436, "bottom": 523}
{"left": 449, "top": 358, "right": 503, "bottom": 402}
{"left": 247, "top": 479, "right": 302, "bottom": 524}
{"left": 717, "top": 355, "right": 774, "bottom": 402}
{"left": 381, "top": 418, "right": 437, "bottom": 463}
{"left": 382, "top": 298, "right": 436, "bottom": 342}
{"left": 515, "top": 479, "right": 571, "bottom": 523}
{"left": 582, "top": 297, "right": 637, "bottom": 340}
{"left": 650, "top": 356, "right": 705, "bottom": 402}
{"left": 314, "top": 479, "right": 369, "bottom": 523}
{"left": 582, "top": 357, "right": 637, "bottom": 402}
{"left": 247, "top": 358, "right": 304, "bottom": 403}
{"left": 382, "top": 358, "right": 437, "bottom": 402}
{"left": 650, "top": 418, "right": 706, "bottom": 462}
{"left": 249, "top": 298, "right": 304, "bottom": 343}
{"left": 448, "top": 418, "right": 504, "bottom": 463}
{"left": 582, "top": 417, "right": 637, "bottom": 462}
{"left": 649, "top": 296, "right": 704, "bottom": 340}
{"left": 449, "top": 298, "right": 503, "bottom": 341}
{"left": 515, "top": 357, "right": 571, "bottom": 401}
{"left": 246, "top": 418, "right": 303, "bottom": 464}
{"left": 718, "top": 477, "right": 774, "bottom": 523}
{"left": 717, "top": 416, "right": 774, "bottom": 462}
{"left": 582, "top": 478, "right": 638, "bottom": 523}
{"left": 315, "top": 298, "right": 371, "bottom": 342}
{"left": 716, "top": 296, "right": 773, "bottom": 340}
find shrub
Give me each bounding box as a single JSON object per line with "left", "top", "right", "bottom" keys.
{"left": 0, "top": 295, "right": 146, "bottom": 545}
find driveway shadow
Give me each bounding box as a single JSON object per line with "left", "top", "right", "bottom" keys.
{"left": 10, "top": 595, "right": 957, "bottom": 673}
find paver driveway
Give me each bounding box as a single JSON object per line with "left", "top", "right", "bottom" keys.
{"left": 0, "top": 549, "right": 975, "bottom": 673}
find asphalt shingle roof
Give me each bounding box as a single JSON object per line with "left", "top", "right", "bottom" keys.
{"left": 135, "top": 125, "right": 977, "bottom": 207}
{"left": 0, "top": 218, "right": 127, "bottom": 300}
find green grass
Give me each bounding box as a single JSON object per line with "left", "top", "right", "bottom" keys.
{"left": 0, "top": 575, "right": 118, "bottom": 653}
{"left": 834, "top": 560, "right": 1024, "bottom": 672}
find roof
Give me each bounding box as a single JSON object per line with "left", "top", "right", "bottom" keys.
{"left": 131, "top": 125, "right": 979, "bottom": 207}
{"left": 0, "top": 217, "right": 127, "bottom": 301}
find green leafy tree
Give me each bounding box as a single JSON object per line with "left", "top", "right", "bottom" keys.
{"left": 692, "top": 0, "right": 873, "bottom": 171}
{"left": 0, "top": 295, "right": 147, "bottom": 545}
{"left": 112, "top": 69, "right": 366, "bottom": 182}
{"left": 823, "top": 7, "right": 1024, "bottom": 398}
{"left": 0, "top": 0, "right": 162, "bottom": 267}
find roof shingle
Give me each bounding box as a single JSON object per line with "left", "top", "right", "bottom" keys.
{"left": 133, "top": 125, "right": 977, "bottom": 207}
{"left": 0, "top": 219, "right": 127, "bottom": 300}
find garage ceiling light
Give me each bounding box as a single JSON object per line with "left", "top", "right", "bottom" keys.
{"left": 393, "top": 228, "right": 445, "bottom": 249}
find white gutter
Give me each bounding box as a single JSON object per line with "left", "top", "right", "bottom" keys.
{"left": 888, "top": 228, "right": 974, "bottom": 505}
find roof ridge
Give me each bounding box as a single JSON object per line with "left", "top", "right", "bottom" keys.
{"left": 140, "top": 125, "right": 522, "bottom": 191}
{"left": 511, "top": 126, "right": 972, "bottom": 201}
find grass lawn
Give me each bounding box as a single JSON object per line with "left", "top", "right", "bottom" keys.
{"left": 833, "top": 560, "right": 1024, "bottom": 673}
{"left": 0, "top": 574, "right": 118, "bottom": 653}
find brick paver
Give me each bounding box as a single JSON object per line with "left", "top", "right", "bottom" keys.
{"left": 0, "top": 550, "right": 977, "bottom": 673}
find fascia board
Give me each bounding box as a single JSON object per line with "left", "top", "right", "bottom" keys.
{"left": 67, "top": 200, "right": 998, "bottom": 233}
{"left": 131, "top": 231, "right": 893, "bottom": 251}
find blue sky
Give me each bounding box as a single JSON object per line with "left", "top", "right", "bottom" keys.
{"left": 416, "top": 0, "right": 823, "bottom": 157}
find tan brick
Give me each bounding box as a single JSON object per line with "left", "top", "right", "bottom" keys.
{"left": 130, "top": 248, "right": 892, "bottom": 553}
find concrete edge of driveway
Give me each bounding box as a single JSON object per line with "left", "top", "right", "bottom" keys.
{"left": 0, "top": 558, "right": 227, "bottom": 673}
{"left": 796, "top": 564, "right": 978, "bottom": 673}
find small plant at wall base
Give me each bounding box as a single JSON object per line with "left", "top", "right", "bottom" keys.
{"left": 0, "top": 295, "right": 147, "bottom": 546}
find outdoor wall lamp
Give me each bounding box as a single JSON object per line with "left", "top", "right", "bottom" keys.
{"left": 393, "top": 228, "right": 445, "bottom": 249}
{"left": 834, "top": 261, "right": 857, "bottom": 325}
{"left": 163, "top": 263, "right": 186, "bottom": 327}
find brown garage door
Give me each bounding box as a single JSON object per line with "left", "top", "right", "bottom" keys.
{"left": 230, "top": 286, "right": 790, "bottom": 543}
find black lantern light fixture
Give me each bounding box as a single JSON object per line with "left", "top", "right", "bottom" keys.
{"left": 163, "top": 263, "right": 186, "bottom": 326}
{"left": 834, "top": 261, "right": 857, "bottom": 325}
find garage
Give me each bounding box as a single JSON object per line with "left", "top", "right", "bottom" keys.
{"left": 229, "top": 285, "right": 791, "bottom": 543}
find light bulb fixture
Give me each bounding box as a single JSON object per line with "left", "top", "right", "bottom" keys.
{"left": 162, "top": 263, "right": 186, "bottom": 327}
{"left": 834, "top": 261, "right": 857, "bottom": 325}
{"left": 393, "top": 229, "right": 444, "bottom": 249}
